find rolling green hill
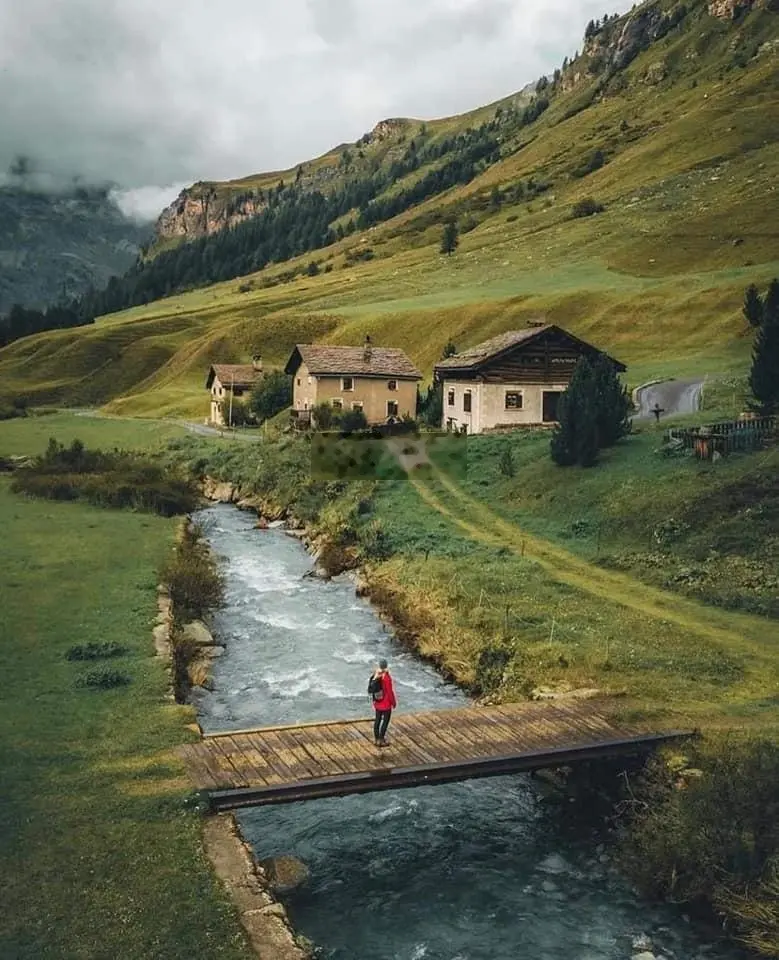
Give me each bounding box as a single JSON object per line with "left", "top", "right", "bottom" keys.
{"left": 1, "top": 0, "right": 777, "bottom": 417}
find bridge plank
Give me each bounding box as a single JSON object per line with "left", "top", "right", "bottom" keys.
{"left": 179, "top": 700, "right": 694, "bottom": 809}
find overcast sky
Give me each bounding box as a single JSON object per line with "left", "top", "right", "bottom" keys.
{"left": 0, "top": 0, "right": 621, "bottom": 218}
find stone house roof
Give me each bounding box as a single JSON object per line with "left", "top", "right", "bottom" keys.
{"left": 285, "top": 343, "right": 422, "bottom": 380}
{"left": 206, "top": 364, "right": 264, "bottom": 390}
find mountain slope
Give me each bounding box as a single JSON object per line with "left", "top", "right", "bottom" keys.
{"left": 0, "top": 0, "right": 777, "bottom": 416}
{"left": 0, "top": 186, "right": 150, "bottom": 313}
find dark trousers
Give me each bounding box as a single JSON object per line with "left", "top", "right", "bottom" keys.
{"left": 374, "top": 709, "right": 392, "bottom": 742}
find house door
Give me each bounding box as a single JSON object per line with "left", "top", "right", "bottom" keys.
{"left": 542, "top": 391, "right": 562, "bottom": 423}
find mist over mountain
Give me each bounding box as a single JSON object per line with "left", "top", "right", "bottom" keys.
{"left": 0, "top": 175, "right": 151, "bottom": 313}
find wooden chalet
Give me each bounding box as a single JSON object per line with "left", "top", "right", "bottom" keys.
{"left": 434, "top": 324, "right": 626, "bottom": 434}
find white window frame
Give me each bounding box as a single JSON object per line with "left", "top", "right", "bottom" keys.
{"left": 505, "top": 391, "right": 524, "bottom": 410}
{"left": 447, "top": 389, "right": 455, "bottom": 407}
{"left": 331, "top": 398, "right": 343, "bottom": 409}
{"left": 342, "top": 377, "right": 354, "bottom": 392}
{"left": 387, "top": 399, "right": 399, "bottom": 418}
{"left": 351, "top": 400, "right": 364, "bottom": 411}
{"left": 463, "top": 389, "right": 472, "bottom": 413}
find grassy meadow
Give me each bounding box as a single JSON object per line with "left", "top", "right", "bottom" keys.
{"left": 0, "top": 418, "right": 251, "bottom": 959}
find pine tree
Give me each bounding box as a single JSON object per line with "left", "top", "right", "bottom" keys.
{"left": 440, "top": 220, "right": 459, "bottom": 256}
{"left": 743, "top": 283, "right": 764, "bottom": 328}
{"left": 442, "top": 340, "right": 458, "bottom": 358}
{"left": 551, "top": 358, "right": 600, "bottom": 467}
{"left": 749, "top": 284, "right": 779, "bottom": 415}
{"left": 764, "top": 278, "right": 779, "bottom": 324}
{"left": 592, "top": 355, "right": 631, "bottom": 447}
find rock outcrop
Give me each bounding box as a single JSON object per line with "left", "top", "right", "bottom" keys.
{"left": 156, "top": 186, "right": 265, "bottom": 243}
{"left": 708, "top": 0, "right": 777, "bottom": 17}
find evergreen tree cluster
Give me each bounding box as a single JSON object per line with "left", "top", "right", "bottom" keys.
{"left": 748, "top": 278, "right": 779, "bottom": 415}
{"left": 357, "top": 135, "right": 500, "bottom": 229}
{"left": 551, "top": 356, "right": 631, "bottom": 467}
{"left": 0, "top": 301, "right": 91, "bottom": 348}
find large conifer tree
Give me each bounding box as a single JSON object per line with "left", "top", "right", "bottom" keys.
{"left": 592, "top": 355, "right": 632, "bottom": 447}
{"left": 749, "top": 282, "right": 779, "bottom": 415}
{"left": 743, "top": 283, "right": 764, "bottom": 328}
{"left": 551, "top": 357, "right": 600, "bottom": 467}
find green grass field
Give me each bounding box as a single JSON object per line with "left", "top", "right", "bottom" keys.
{"left": 0, "top": 418, "right": 251, "bottom": 959}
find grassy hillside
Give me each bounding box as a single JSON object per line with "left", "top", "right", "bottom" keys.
{"left": 0, "top": 0, "right": 777, "bottom": 416}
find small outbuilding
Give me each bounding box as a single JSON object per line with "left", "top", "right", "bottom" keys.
{"left": 434, "top": 324, "right": 626, "bottom": 434}
{"left": 206, "top": 356, "right": 264, "bottom": 426}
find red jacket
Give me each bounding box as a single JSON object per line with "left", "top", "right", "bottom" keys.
{"left": 373, "top": 671, "right": 397, "bottom": 711}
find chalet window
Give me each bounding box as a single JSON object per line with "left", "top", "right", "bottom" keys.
{"left": 387, "top": 380, "right": 398, "bottom": 391}
{"left": 342, "top": 377, "right": 354, "bottom": 392}
{"left": 463, "top": 391, "right": 472, "bottom": 413}
{"left": 387, "top": 400, "right": 399, "bottom": 418}
{"left": 505, "top": 391, "right": 523, "bottom": 410}
{"left": 447, "top": 390, "right": 455, "bottom": 407}
{"left": 331, "top": 398, "right": 343, "bottom": 409}
{"left": 351, "top": 401, "right": 364, "bottom": 411}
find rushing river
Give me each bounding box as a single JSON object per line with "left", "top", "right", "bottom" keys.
{"left": 195, "top": 506, "right": 741, "bottom": 960}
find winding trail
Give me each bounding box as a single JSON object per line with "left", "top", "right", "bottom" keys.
{"left": 396, "top": 453, "right": 773, "bottom": 668}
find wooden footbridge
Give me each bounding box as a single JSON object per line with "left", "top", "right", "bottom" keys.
{"left": 181, "top": 700, "right": 693, "bottom": 811}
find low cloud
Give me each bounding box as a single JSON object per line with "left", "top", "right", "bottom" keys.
{"left": 0, "top": 0, "right": 619, "bottom": 213}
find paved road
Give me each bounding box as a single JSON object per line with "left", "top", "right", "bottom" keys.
{"left": 74, "top": 409, "right": 264, "bottom": 441}
{"left": 634, "top": 378, "right": 704, "bottom": 420}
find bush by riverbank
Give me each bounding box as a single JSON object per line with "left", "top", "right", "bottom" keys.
{"left": 162, "top": 520, "right": 227, "bottom": 702}
{"left": 12, "top": 437, "right": 197, "bottom": 516}
{"left": 621, "top": 737, "right": 779, "bottom": 957}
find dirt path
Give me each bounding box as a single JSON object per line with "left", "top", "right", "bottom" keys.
{"left": 400, "top": 455, "right": 773, "bottom": 661}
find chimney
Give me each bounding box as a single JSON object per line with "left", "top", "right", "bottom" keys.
{"left": 252, "top": 354, "right": 263, "bottom": 372}
{"left": 363, "top": 335, "right": 372, "bottom": 364}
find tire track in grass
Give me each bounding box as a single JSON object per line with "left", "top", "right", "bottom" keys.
{"left": 406, "top": 462, "right": 776, "bottom": 664}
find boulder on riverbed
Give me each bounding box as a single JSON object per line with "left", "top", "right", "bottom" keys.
{"left": 181, "top": 620, "right": 217, "bottom": 647}
{"left": 259, "top": 856, "right": 310, "bottom": 894}
{"left": 202, "top": 477, "right": 237, "bottom": 503}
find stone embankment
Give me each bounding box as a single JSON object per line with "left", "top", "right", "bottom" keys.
{"left": 204, "top": 816, "right": 311, "bottom": 960}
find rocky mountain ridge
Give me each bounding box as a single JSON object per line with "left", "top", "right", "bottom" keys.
{"left": 152, "top": 0, "right": 775, "bottom": 249}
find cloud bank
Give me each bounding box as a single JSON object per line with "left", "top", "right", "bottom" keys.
{"left": 0, "top": 0, "right": 618, "bottom": 214}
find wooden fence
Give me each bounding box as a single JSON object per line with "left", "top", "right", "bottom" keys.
{"left": 665, "top": 416, "right": 777, "bottom": 459}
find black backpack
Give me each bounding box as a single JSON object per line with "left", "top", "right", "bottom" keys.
{"left": 368, "top": 674, "right": 384, "bottom": 702}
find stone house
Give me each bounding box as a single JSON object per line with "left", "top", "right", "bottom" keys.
{"left": 434, "top": 325, "right": 626, "bottom": 434}
{"left": 205, "top": 357, "right": 264, "bottom": 426}
{"left": 284, "top": 337, "right": 422, "bottom": 425}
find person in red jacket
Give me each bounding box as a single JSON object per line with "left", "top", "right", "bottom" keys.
{"left": 371, "top": 658, "right": 397, "bottom": 747}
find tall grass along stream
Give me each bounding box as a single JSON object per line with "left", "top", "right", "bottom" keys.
{"left": 195, "top": 505, "right": 743, "bottom": 960}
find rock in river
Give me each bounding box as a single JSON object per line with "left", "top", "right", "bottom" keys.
{"left": 260, "top": 856, "right": 311, "bottom": 894}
